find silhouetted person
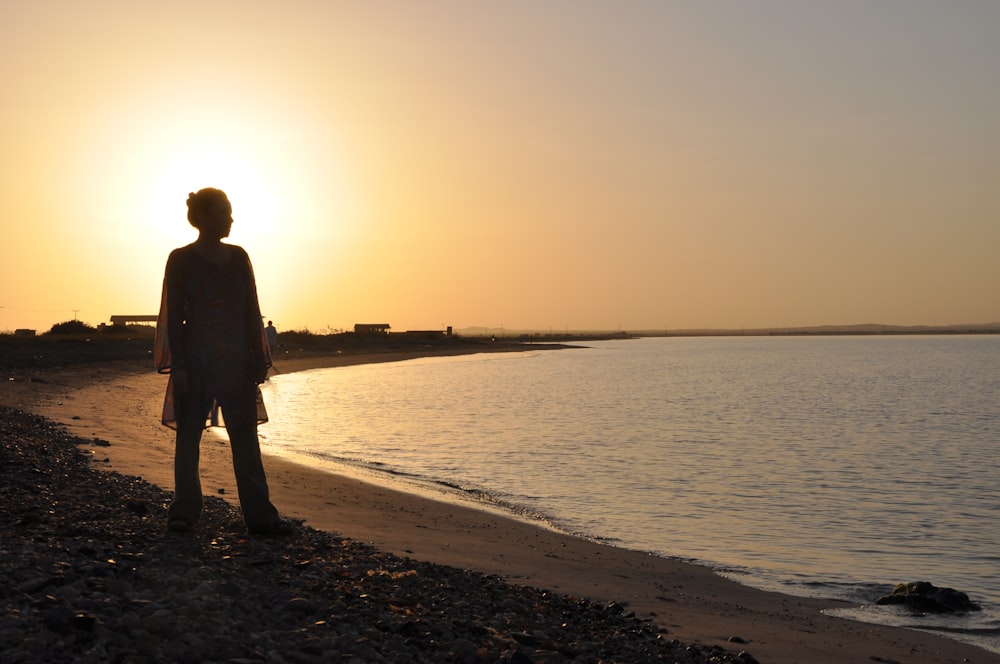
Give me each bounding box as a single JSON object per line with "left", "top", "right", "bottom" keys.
{"left": 154, "top": 188, "right": 288, "bottom": 536}
{"left": 265, "top": 320, "right": 278, "bottom": 353}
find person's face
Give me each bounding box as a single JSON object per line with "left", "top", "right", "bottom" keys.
{"left": 198, "top": 199, "right": 233, "bottom": 240}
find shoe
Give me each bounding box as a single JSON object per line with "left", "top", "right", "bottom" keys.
{"left": 167, "top": 518, "right": 194, "bottom": 533}
{"left": 247, "top": 520, "right": 294, "bottom": 537}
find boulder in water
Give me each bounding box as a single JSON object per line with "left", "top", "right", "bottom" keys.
{"left": 876, "top": 581, "right": 981, "bottom": 613}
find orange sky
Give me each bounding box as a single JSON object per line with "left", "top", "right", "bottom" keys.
{"left": 2, "top": 2, "right": 998, "bottom": 334}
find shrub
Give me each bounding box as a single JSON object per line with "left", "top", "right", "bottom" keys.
{"left": 47, "top": 320, "right": 97, "bottom": 335}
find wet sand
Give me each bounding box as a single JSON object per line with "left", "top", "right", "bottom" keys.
{"left": 3, "top": 348, "right": 996, "bottom": 664}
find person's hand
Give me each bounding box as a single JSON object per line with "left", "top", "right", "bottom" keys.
{"left": 172, "top": 367, "right": 190, "bottom": 397}
{"left": 251, "top": 363, "right": 268, "bottom": 385}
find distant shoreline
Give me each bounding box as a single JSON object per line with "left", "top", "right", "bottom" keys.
{"left": 422, "top": 324, "right": 1000, "bottom": 339}
{"left": 640, "top": 326, "right": 1000, "bottom": 337}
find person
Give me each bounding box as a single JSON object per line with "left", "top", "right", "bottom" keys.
{"left": 265, "top": 320, "right": 278, "bottom": 354}
{"left": 154, "top": 188, "right": 288, "bottom": 536}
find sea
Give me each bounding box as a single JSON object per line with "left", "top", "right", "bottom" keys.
{"left": 257, "top": 335, "right": 1000, "bottom": 653}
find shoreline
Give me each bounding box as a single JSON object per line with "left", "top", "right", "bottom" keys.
{"left": 3, "top": 348, "right": 997, "bottom": 663}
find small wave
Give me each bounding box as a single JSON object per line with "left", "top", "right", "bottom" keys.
{"left": 826, "top": 603, "right": 1000, "bottom": 654}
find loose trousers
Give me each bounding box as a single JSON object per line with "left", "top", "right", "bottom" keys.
{"left": 168, "top": 380, "right": 279, "bottom": 531}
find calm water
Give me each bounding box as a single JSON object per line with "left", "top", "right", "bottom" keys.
{"left": 258, "top": 336, "right": 1000, "bottom": 652}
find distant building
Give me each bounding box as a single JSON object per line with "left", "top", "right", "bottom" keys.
{"left": 354, "top": 323, "right": 391, "bottom": 335}
{"left": 394, "top": 330, "right": 446, "bottom": 339}
{"left": 110, "top": 315, "right": 158, "bottom": 326}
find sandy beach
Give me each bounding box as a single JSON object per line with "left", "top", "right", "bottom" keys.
{"left": 3, "top": 343, "right": 997, "bottom": 664}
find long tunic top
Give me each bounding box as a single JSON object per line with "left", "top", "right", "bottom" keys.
{"left": 154, "top": 243, "right": 271, "bottom": 428}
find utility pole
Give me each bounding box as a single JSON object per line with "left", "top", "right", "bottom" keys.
{"left": 72, "top": 309, "right": 80, "bottom": 321}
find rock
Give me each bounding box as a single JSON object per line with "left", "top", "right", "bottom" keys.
{"left": 284, "top": 597, "right": 318, "bottom": 613}
{"left": 15, "top": 577, "right": 56, "bottom": 594}
{"left": 73, "top": 612, "right": 97, "bottom": 631}
{"left": 876, "top": 581, "right": 981, "bottom": 613}
{"left": 511, "top": 632, "right": 541, "bottom": 647}
{"left": 42, "top": 606, "right": 75, "bottom": 634}
{"left": 125, "top": 500, "right": 149, "bottom": 516}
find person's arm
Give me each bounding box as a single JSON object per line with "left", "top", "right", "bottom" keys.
{"left": 163, "top": 249, "right": 189, "bottom": 371}
{"left": 240, "top": 248, "right": 271, "bottom": 384}
{"left": 154, "top": 248, "right": 191, "bottom": 396}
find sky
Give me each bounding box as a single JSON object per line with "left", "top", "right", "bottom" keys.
{"left": 2, "top": 1, "right": 998, "bottom": 334}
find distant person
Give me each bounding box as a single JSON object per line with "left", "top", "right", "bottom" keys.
{"left": 265, "top": 320, "right": 278, "bottom": 353}
{"left": 154, "top": 187, "right": 289, "bottom": 537}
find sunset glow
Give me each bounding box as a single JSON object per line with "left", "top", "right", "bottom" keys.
{"left": 2, "top": 2, "right": 998, "bottom": 334}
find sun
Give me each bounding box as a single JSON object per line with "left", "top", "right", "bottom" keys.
{"left": 67, "top": 76, "right": 359, "bottom": 330}
{"left": 139, "top": 128, "right": 288, "bottom": 249}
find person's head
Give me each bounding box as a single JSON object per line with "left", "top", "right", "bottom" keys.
{"left": 186, "top": 188, "right": 233, "bottom": 239}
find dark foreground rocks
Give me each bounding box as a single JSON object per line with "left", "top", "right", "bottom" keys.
{"left": 0, "top": 406, "right": 755, "bottom": 663}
